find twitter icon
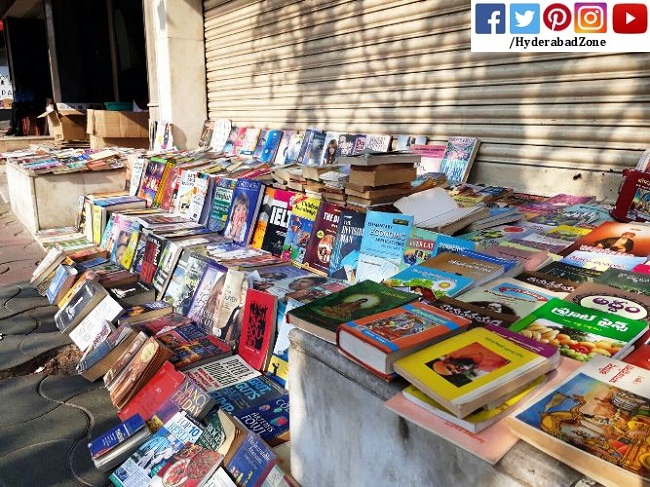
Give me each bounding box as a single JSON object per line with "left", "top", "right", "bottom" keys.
{"left": 510, "top": 4, "right": 540, "bottom": 33}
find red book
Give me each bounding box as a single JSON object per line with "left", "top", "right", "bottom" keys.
{"left": 238, "top": 289, "right": 277, "bottom": 371}
{"left": 117, "top": 361, "right": 185, "bottom": 421}
{"left": 624, "top": 344, "right": 650, "bottom": 371}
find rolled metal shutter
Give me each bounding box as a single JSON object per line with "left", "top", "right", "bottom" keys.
{"left": 203, "top": 0, "right": 650, "bottom": 200}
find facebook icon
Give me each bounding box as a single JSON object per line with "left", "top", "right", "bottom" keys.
{"left": 475, "top": 4, "right": 506, "bottom": 34}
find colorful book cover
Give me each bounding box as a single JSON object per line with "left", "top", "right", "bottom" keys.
{"left": 321, "top": 131, "right": 343, "bottom": 165}
{"left": 259, "top": 129, "right": 283, "bottom": 163}
{"left": 509, "top": 298, "right": 648, "bottom": 362}
{"left": 274, "top": 130, "right": 297, "bottom": 165}
{"left": 513, "top": 271, "right": 577, "bottom": 296}
{"left": 209, "top": 376, "right": 286, "bottom": 415}
{"left": 252, "top": 129, "right": 269, "bottom": 159}
{"left": 233, "top": 394, "right": 290, "bottom": 442}
{"left": 281, "top": 195, "right": 321, "bottom": 264}
{"left": 175, "top": 169, "right": 197, "bottom": 219}
{"left": 163, "top": 253, "right": 210, "bottom": 315}
{"left": 594, "top": 268, "right": 650, "bottom": 296}
{"left": 483, "top": 243, "right": 550, "bottom": 272}
{"left": 383, "top": 265, "right": 473, "bottom": 301}
{"left": 456, "top": 277, "right": 556, "bottom": 319}
{"left": 251, "top": 187, "right": 293, "bottom": 251}
{"left": 302, "top": 202, "right": 342, "bottom": 276}
{"left": 400, "top": 227, "right": 441, "bottom": 270}
{"left": 564, "top": 282, "right": 650, "bottom": 324}
{"left": 238, "top": 289, "right": 277, "bottom": 371}
{"left": 187, "top": 264, "right": 229, "bottom": 331}
{"left": 138, "top": 234, "right": 166, "bottom": 285}
{"left": 223, "top": 178, "right": 265, "bottom": 245}
{"left": 335, "top": 133, "right": 357, "bottom": 158}
{"left": 88, "top": 413, "right": 146, "bottom": 459}
{"left": 560, "top": 203, "right": 613, "bottom": 228}
{"left": 328, "top": 208, "right": 366, "bottom": 283}
{"left": 509, "top": 356, "right": 650, "bottom": 487}
{"left": 560, "top": 250, "right": 646, "bottom": 272}
{"left": 250, "top": 264, "right": 317, "bottom": 298}
{"left": 287, "top": 280, "right": 417, "bottom": 336}
{"left": 538, "top": 261, "right": 603, "bottom": 284}
{"left": 137, "top": 160, "right": 167, "bottom": 207}
{"left": 438, "top": 137, "right": 481, "bottom": 185}
{"left": 207, "top": 177, "right": 236, "bottom": 232}
{"left": 224, "top": 431, "right": 275, "bottom": 486}
{"left": 432, "top": 234, "right": 476, "bottom": 257}
{"left": 560, "top": 221, "right": 650, "bottom": 258}
{"left": 155, "top": 444, "right": 223, "bottom": 487}
{"left": 187, "top": 172, "right": 211, "bottom": 223}
{"left": 419, "top": 252, "right": 504, "bottom": 286}
{"left": 283, "top": 132, "right": 304, "bottom": 164}
{"left": 356, "top": 211, "right": 413, "bottom": 283}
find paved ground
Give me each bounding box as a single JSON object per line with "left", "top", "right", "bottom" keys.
{"left": 0, "top": 164, "right": 120, "bottom": 487}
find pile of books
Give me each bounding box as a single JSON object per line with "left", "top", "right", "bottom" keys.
{"left": 26, "top": 120, "right": 650, "bottom": 485}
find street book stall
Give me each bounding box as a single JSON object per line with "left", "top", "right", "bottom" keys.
{"left": 17, "top": 120, "right": 650, "bottom": 487}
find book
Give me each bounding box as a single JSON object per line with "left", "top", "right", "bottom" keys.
{"left": 564, "top": 282, "right": 650, "bottom": 325}
{"left": 154, "top": 443, "right": 223, "bottom": 487}
{"left": 118, "top": 301, "right": 174, "bottom": 326}
{"left": 224, "top": 427, "right": 276, "bottom": 487}
{"left": 302, "top": 202, "right": 342, "bottom": 276}
{"left": 356, "top": 211, "right": 413, "bottom": 283}
{"left": 419, "top": 252, "right": 505, "bottom": 287}
{"left": 184, "top": 355, "right": 262, "bottom": 393}
{"left": 233, "top": 393, "right": 290, "bottom": 444}
{"left": 76, "top": 326, "right": 138, "bottom": 382}
{"left": 212, "top": 269, "right": 249, "bottom": 349}
{"left": 560, "top": 250, "right": 646, "bottom": 272}
{"left": 399, "top": 227, "right": 441, "bottom": 270}
{"left": 537, "top": 260, "right": 604, "bottom": 284}
{"left": 162, "top": 251, "right": 211, "bottom": 314}
{"left": 483, "top": 244, "right": 551, "bottom": 272}
{"left": 88, "top": 413, "right": 152, "bottom": 472}
{"left": 280, "top": 195, "right": 321, "bottom": 264}
{"left": 287, "top": 280, "right": 417, "bottom": 344}
{"left": 157, "top": 324, "right": 233, "bottom": 371}
{"left": 107, "top": 281, "right": 156, "bottom": 307}
{"left": 250, "top": 187, "right": 297, "bottom": 256}
{"left": 560, "top": 221, "right": 650, "bottom": 258}
{"left": 209, "top": 375, "right": 287, "bottom": 415}
{"left": 125, "top": 313, "right": 193, "bottom": 337}
{"left": 67, "top": 293, "right": 123, "bottom": 352}
{"left": 337, "top": 301, "right": 471, "bottom": 378}
{"left": 54, "top": 280, "right": 108, "bottom": 333}
{"left": 513, "top": 271, "right": 577, "bottom": 296}
{"left": 138, "top": 159, "right": 168, "bottom": 207}
{"left": 223, "top": 178, "right": 265, "bottom": 245}
{"left": 507, "top": 356, "right": 650, "bottom": 487}
{"left": 509, "top": 298, "right": 648, "bottom": 362}
{"left": 328, "top": 208, "right": 366, "bottom": 283}
{"left": 186, "top": 263, "right": 229, "bottom": 331}
{"left": 438, "top": 137, "right": 481, "bottom": 185}
{"left": 594, "top": 268, "right": 650, "bottom": 296}
{"left": 383, "top": 264, "right": 473, "bottom": 301}
{"left": 45, "top": 264, "right": 79, "bottom": 305}
{"left": 238, "top": 289, "right": 277, "bottom": 371}
{"left": 393, "top": 326, "right": 559, "bottom": 418}
{"left": 427, "top": 295, "right": 518, "bottom": 328}
{"left": 338, "top": 152, "right": 420, "bottom": 166}
{"left": 298, "top": 129, "right": 326, "bottom": 166}
{"left": 207, "top": 177, "right": 237, "bottom": 232}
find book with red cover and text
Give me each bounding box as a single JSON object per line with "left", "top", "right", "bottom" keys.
{"left": 238, "top": 289, "right": 277, "bottom": 371}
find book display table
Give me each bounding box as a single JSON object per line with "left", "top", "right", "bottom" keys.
{"left": 6, "top": 162, "right": 126, "bottom": 234}
{"left": 288, "top": 329, "right": 585, "bottom": 487}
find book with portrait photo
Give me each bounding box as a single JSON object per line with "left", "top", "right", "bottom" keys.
{"left": 559, "top": 221, "right": 650, "bottom": 258}
{"left": 302, "top": 202, "right": 343, "bottom": 276}
{"left": 223, "top": 178, "right": 265, "bottom": 245}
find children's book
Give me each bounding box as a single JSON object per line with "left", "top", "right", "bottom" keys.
{"left": 302, "top": 202, "right": 342, "bottom": 276}
{"left": 238, "top": 289, "right": 277, "bottom": 371}
{"left": 223, "top": 178, "right": 265, "bottom": 245}
{"left": 250, "top": 187, "right": 297, "bottom": 255}
{"left": 383, "top": 265, "right": 473, "bottom": 301}
{"left": 356, "top": 211, "right": 413, "bottom": 283}
{"left": 207, "top": 177, "right": 237, "bottom": 232}
{"left": 509, "top": 298, "right": 648, "bottom": 362}
{"left": 281, "top": 195, "right": 321, "bottom": 264}
{"left": 328, "top": 208, "right": 366, "bottom": 283}
{"left": 393, "top": 326, "right": 558, "bottom": 418}
{"left": 337, "top": 301, "right": 471, "bottom": 378}
{"left": 438, "top": 136, "right": 481, "bottom": 185}
{"left": 507, "top": 356, "right": 650, "bottom": 487}
{"left": 287, "top": 280, "right": 418, "bottom": 344}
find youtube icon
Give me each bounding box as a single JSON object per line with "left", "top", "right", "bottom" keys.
{"left": 613, "top": 3, "right": 647, "bottom": 33}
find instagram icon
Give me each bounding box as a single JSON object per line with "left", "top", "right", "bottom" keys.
{"left": 574, "top": 3, "right": 607, "bottom": 33}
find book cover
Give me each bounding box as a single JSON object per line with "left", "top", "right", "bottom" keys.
{"left": 54, "top": 280, "right": 108, "bottom": 333}
{"left": 383, "top": 265, "right": 474, "bottom": 301}
{"left": 163, "top": 253, "right": 211, "bottom": 315}
{"left": 560, "top": 250, "right": 646, "bottom": 272}
{"left": 283, "top": 132, "right": 304, "bottom": 164}
{"left": 456, "top": 277, "right": 557, "bottom": 319}
{"left": 564, "top": 282, "right": 650, "bottom": 324}
{"left": 287, "top": 280, "right": 418, "bottom": 343}
{"left": 184, "top": 355, "right": 261, "bottom": 393}
{"left": 560, "top": 221, "right": 650, "bottom": 258}
{"left": 224, "top": 430, "right": 276, "bottom": 487}
{"left": 428, "top": 295, "right": 518, "bottom": 328}
{"left": 233, "top": 394, "right": 290, "bottom": 443}
{"left": 154, "top": 443, "right": 223, "bottom": 487}
{"left": 212, "top": 269, "right": 249, "bottom": 349}
{"left": 321, "top": 131, "right": 343, "bottom": 165}
{"left": 137, "top": 160, "right": 168, "bottom": 207}
{"left": 419, "top": 252, "right": 504, "bottom": 287}
{"left": 513, "top": 271, "right": 577, "bottom": 296}
{"left": 400, "top": 227, "right": 441, "bottom": 270}
{"left": 508, "top": 356, "right": 650, "bottom": 487}
{"left": 250, "top": 187, "right": 296, "bottom": 255}
{"left": 223, "top": 178, "right": 265, "bottom": 245}
{"left": 538, "top": 261, "right": 604, "bottom": 284}
{"left": 393, "top": 327, "right": 551, "bottom": 418}
{"left": 483, "top": 244, "right": 550, "bottom": 272}
{"left": 161, "top": 333, "right": 232, "bottom": 371}
{"left": 509, "top": 298, "right": 648, "bottom": 362}
{"left": 624, "top": 344, "right": 650, "bottom": 370}
{"left": 356, "top": 211, "right": 413, "bottom": 283}
{"left": 67, "top": 293, "right": 123, "bottom": 352}
{"left": 335, "top": 133, "right": 357, "bottom": 158}
{"left": 250, "top": 264, "right": 317, "bottom": 298}
{"left": 273, "top": 130, "right": 296, "bottom": 166}
{"left": 209, "top": 375, "right": 286, "bottom": 416}
{"left": 206, "top": 177, "right": 236, "bottom": 232}
{"left": 187, "top": 172, "right": 211, "bottom": 223}
{"left": 438, "top": 137, "right": 481, "bottom": 185}
{"left": 594, "top": 268, "right": 650, "bottom": 296}
{"left": 281, "top": 195, "right": 321, "bottom": 264}
{"left": 302, "top": 202, "right": 342, "bottom": 276}
{"left": 431, "top": 234, "right": 477, "bottom": 257}
{"left": 328, "top": 208, "right": 366, "bottom": 283}
{"left": 258, "top": 129, "right": 283, "bottom": 163}
{"left": 337, "top": 301, "right": 471, "bottom": 376}
{"left": 238, "top": 289, "right": 277, "bottom": 371}
{"left": 186, "top": 263, "right": 229, "bottom": 331}
{"left": 88, "top": 413, "right": 147, "bottom": 460}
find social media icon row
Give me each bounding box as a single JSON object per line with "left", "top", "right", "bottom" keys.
{"left": 475, "top": 3, "right": 648, "bottom": 34}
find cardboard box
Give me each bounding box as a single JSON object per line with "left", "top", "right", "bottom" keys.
{"left": 90, "top": 135, "right": 149, "bottom": 150}
{"left": 38, "top": 107, "right": 88, "bottom": 141}
{"left": 87, "top": 109, "right": 149, "bottom": 138}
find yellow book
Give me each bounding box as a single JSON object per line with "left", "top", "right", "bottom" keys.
{"left": 393, "top": 327, "right": 555, "bottom": 418}
{"left": 92, "top": 205, "right": 104, "bottom": 245}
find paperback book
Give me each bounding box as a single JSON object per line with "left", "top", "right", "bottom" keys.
{"left": 328, "top": 208, "right": 366, "bottom": 283}
{"left": 281, "top": 195, "right": 321, "bottom": 264}
{"left": 383, "top": 264, "right": 473, "bottom": 301}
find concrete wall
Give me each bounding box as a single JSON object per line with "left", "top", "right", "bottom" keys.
{"left": 142, "top": 0, "right": 206, "bottom": 149}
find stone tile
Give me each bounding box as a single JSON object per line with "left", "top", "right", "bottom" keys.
{"left": 0, "top": 375, "right": 56, "bottom": 425}
{"left": 0, "top": 335, "right": 32, "bottom": 371}
{"left": 70, "top": 440, "right": 113, "bottom": 487}
{"left": 0, "top": 315, "right": 38, "bottom": 335}
{"left": 41, "top": 375, "right": 100, "bottom": 403}
{"left": 20, "top": 331, "right": 71, "bottom": 357}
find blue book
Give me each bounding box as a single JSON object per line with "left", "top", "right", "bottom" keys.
{"left": 88, "top": 414, "right": 147, "bottom": 459}
{"left": 383, "top": 264, "right": 473, "bottom": 300}
{"left": 233, "top": 394, "right": 290, "bottom": 442}
{"left": 225, "top": 430, "right": 276, "bottom": 485}
{"left": 223, "top": 179, "right": 265, "bottom": 245}
{"left": 458, "top": 248, "right": 521, "bottom": 274}
{"left": 259, "top": 129, "right": 283, "bottom": 163}
{"left": 432, "top": 234, "right": 476, "bottom": 256}
{"left": 209, "top": 376, "right": 286, "bottom": 415}
{"left": 356, "top": 211, "right": 413, "bottom": 283}
{"left": 328, "top": 208, "right": 366, "bottom": 282}
{"left": 207, "top": 178, "right": 236, "bottom": 232}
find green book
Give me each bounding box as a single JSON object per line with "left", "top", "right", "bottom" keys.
{"left": 509, "top": 298, "right": 647, "bottom": 363}
{"left": 594, "top": 268, "right": 650, "bottom": 296}
{"left": 287, "top": 280, "right": 418, "bottom": 344}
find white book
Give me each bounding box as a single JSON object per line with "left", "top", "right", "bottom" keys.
{"left": 67, "top": 294, "right": 123, "bottom": 351}
{"left": 184, "top": 355, "right": 261, "bottom": 393}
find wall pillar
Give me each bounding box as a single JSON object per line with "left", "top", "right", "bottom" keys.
{"left": 143, "top": 0, "right": 206, "bottom": 149}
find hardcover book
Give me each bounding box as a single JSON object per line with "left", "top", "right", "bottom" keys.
{"left": 393, "top": 326, "right": 558, "bottom": 418}
{"left": 507, "top": 356, "right": 650, "bottom": 487}
{"left": 280, "top": 195, "right": 321, "bottom": 264}
{"left": 328, "top": 208, "right": 366, "bottom": 283}
{"left": 287, "top": 280, "right": 418, "bottom": 343}
{"left": 356, "top": 211, "right": 413, "bottom": 283}
{"left": 302, "top": 202, "right": 342, "bottom": 276}
{"left": 337, "top": 301, "right": 471, "bottom": 378}
{"left": 509, "top": 298, "right": 648, "bottom": 362}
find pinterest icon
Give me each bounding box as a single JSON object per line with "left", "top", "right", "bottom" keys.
{"left": 543, "top": 3, "right": 572, "bottom": 31}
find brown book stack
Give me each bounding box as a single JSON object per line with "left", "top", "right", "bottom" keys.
{"left": 343, "top": 153, "right": 420, "bottom": 209}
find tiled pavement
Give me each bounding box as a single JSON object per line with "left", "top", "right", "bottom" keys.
{"left": 0, "top": 165, "right": 119, "bottom": 487}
